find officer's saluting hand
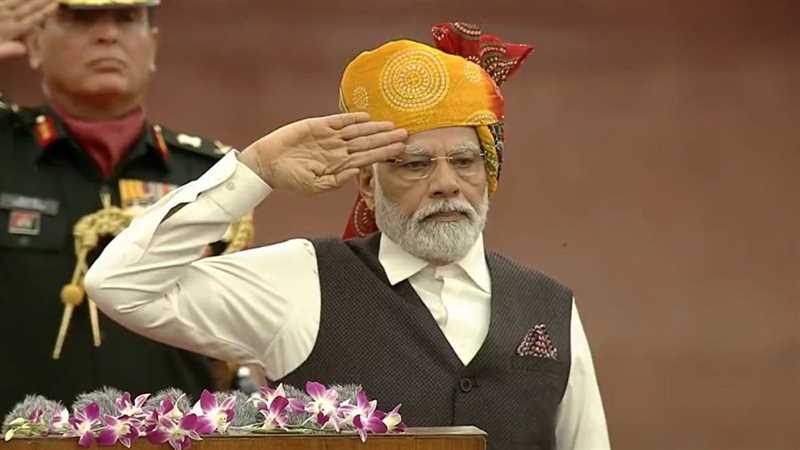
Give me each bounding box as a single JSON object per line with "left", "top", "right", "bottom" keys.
{"left": 0, "top": 0, "right": 58, "bottom": 59}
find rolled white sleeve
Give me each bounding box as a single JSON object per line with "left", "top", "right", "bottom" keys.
{"left": 85, "top": 153, "right": 321, "bottom": 380}
{"left": 555, "top": 299, "right": 611, "bottom": 450}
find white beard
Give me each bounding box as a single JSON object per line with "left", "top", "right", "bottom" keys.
{"left": 373, "top": 178, "right": 489, "bottom": 265}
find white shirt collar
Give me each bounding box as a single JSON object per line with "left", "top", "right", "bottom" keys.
{"left": 378, "top": 233, "right": 491, "bottom": 293}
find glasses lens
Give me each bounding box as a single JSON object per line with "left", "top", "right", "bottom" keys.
{"left": 449, "top": 152, "right": 481, "bottom": 176}
{"left": 390, "top": 150, "right": 484, "bottom": 181}
{"left": 395, "top": 156, "right": 433, "bottom": 180}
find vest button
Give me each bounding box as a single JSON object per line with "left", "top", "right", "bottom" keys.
{"left": 459, "top": 377, "right": 473, "bottom": 393}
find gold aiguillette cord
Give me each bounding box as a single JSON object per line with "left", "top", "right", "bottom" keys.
{"left": 52, "top": 249, "right": 89, "bottom": 359}
{"left": 53, "top": 189, "right": 124, "bottom": 359}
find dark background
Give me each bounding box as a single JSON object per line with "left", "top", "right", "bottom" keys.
{"left": 2, "top": 1, "right": 798, "bottom": 449}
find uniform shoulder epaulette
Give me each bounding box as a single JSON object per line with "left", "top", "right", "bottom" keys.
{"left": 0, "top": 94, "right": 44, "bottom": 132}
{"left": 153, "top": 123, "right": 233, "bottom": 159}
{"left": 0, "top": 92, "right": 21, "bottom": 117}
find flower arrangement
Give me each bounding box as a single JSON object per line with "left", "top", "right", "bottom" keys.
{"left": 2, "top": 382, "right": 405, "bottom": 449}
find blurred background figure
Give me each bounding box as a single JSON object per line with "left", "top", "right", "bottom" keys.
{"left": 0, "top": 0, "right": 251, "bottom": 416}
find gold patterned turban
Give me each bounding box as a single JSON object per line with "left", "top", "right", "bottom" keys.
{"left": 342, "top": 22, "right": 533, "bottom": 239}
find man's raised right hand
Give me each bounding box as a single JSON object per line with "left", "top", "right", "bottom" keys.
{"left": 240, "top": 112, "right": 407, "bottom": 195}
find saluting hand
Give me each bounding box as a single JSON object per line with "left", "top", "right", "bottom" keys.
{"left": 240, "top": 112, "right": 407, "bottom": 195}
{"left": 0, "top": 0, "right": 58, "bottom": 60}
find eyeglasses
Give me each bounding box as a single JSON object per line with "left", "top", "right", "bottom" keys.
{"left": 385, "top": 149, "right": 486, "bottom": 181}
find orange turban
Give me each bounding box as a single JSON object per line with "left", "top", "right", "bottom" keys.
{"left": 342, "top": 22, "right": 532, "bottom": 239}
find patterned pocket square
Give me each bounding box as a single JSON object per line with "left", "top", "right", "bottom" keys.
{"left": 516, "top": 323, "right": 559, "bottom": 360}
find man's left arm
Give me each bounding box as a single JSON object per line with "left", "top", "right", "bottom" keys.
{"left": 555, "top": 299, "right": 611, "bottom": 450}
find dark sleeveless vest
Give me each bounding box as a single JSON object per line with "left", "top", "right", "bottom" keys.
{"left": 280, "top": 234, "right": 573, "bottom": 450}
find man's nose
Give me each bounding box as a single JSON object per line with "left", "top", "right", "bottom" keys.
{"left": 91, "top": 15, "right": 121, "bottom": 44}
{"left": 427, "top": 159, "right": 461, "bottom": 199}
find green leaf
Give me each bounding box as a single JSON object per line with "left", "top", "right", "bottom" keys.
{"left": 4, "top": 428, "right": 16, "bottom": 442}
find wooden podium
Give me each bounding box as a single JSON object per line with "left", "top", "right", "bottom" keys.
{"left": 2, "top": 427, "right": 486, "bottom": 450}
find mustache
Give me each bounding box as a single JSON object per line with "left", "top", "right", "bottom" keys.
{"left": 412, "top": 199, "right": 478, "bottom": 223}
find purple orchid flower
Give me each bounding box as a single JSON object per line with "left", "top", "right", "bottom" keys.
{"left": 344, "top": 391, "right": 388, "bottom": 442}
{"left": 254, "top": 384, "right": 285, "bottom": 404}
{"left": 339, "top": 390, "right": 375, "bottom": 422}
{"left": 252, "top": 384, "right": 305, "bottom": 414}
{"left": 28, "top": 409, "right": 44, "bottom": 423}
{"left": 50, "top": 407, "right": 71, "bottom": 434}
{"left": 257, "top": 396, "right": 290, "bottom": 431}
{"left": 288, "top": 397, "right": 306, "bottom": 414}
{"left": 67, "top": 402, "right": 100, "bottom": 448}
{"left": 303, "top": 382, "right": 341, "bottom": 430}
{"left": 141, "top": 394, "right": 184, "bottom": 439}
{"left": 146, "top": 394, "right": 184, "bottom": 426}
{"left": 380, "top": 404, "right": 406, "bottom": 433}
{"left": 191, "top": 390, "right": 236, "bottom": 434}
{"left": 146, "top": 413, "right": 201, "bottom": 450}
{"left": 353, "top": 414, "right": 388, "bottom": 443}
{"left": 116, "top": 392, "right": 150, "bottom": 418}
{"left": 97, "top": 415, "right": 141, "bottom": 448}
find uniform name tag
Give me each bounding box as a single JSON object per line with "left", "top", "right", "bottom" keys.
{"left": 0, "top": 193, "right": 59, "bottom": 215}
{"left": 8, "top": 210, "right": 42, "bottom": 235}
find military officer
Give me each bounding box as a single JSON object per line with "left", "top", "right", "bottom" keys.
{"left": 0, "top": 0, "right": 235, "bottom": 415}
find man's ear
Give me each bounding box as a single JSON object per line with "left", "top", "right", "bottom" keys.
{"left": 357, "top": 165, "right": 376, "bottom": 210}
{"left": 25, "top": 27, "right": 44, "bottom": 70}
{"left": 148, "top": 26, "right": 159, "bottom": 72}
